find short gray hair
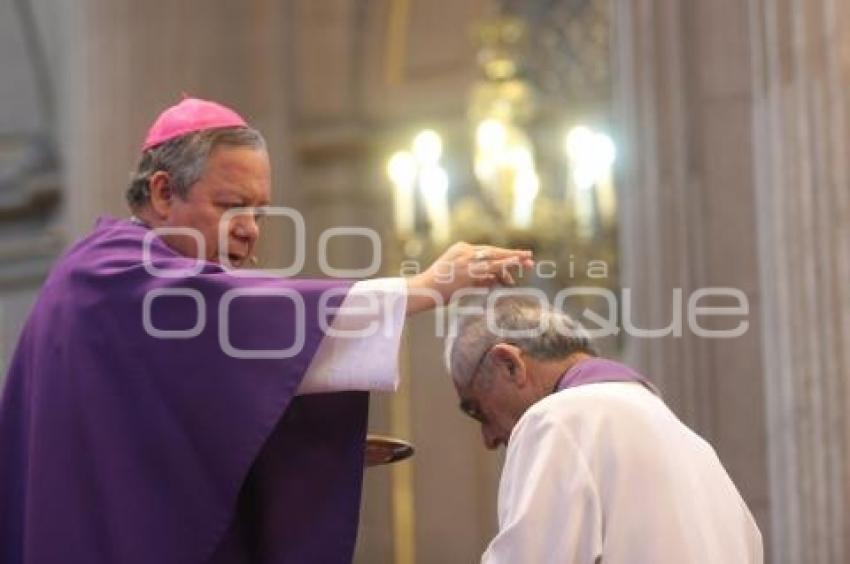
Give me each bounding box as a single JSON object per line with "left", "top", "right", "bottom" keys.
{"left": 126, "top": 126, "right": 266, "bottom": 210}
{"left": 446, "top": 290, "right": 597, "bottom": 387}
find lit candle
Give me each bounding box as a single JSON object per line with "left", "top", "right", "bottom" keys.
{"left": 418, "top": 165, "right": 450, "bottom": 245}
{"left": 474, "top": 119, "right": 508, "bottom": 188}
{"left": 596, "top": 168, "right": 617, "bottom": 226}
{"left": 565, "top": 126, "right": 596, "bottom": 191}
{"left": 387, "top": 151, "right": 418, "bottom": 237}
{"left": 564, "top": 126, "right": 617, "bottom": 236}
{"left": 591, "top": 134, "right": 617, "bottom": 226}
{"left": 575, "top": 185, "right": 596, "bottom": 239}
{"left": 511, "top": 167, "right": 539, "bottom": 229}
{"left": 412, "top": 130, "right": 443, "bottom": 166}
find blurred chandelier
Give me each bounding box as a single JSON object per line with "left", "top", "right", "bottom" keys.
{"left": 385, "top": 4, "right": 617, "bottom": 280}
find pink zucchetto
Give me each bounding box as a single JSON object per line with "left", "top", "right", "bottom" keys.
{"left": 141, "top": 96, "right": 248, "bottom": 151}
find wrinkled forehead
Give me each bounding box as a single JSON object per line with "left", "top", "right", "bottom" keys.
{"left": 202, "top": 147, "right": 271, "bottom": 203}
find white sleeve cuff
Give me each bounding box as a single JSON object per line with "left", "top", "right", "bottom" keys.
{"left": 297, "top": 277, "right": 407, "bottom": 395}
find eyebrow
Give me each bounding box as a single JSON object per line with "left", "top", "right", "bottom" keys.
{"left": 214, "top": 196, "right": 272, "bottom": 211}
{"left": 212, "top": 183, "right": 269, "bottom": 206}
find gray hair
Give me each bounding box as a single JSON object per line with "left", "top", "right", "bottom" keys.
{"left": 126, "top": 126, "right": 266, "bottom": 210}
{"left": 446, "top": 290, "right": 597, "bottom": 388}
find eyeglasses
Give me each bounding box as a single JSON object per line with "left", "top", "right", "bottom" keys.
{"left": 459, "top": 398, "right": 486, "bottom": 423}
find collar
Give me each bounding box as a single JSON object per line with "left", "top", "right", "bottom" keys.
{"left": 552, "top": 357, "right": 658, "bottom": 395}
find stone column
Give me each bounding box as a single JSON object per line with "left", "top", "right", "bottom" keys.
{"left": 0, "top": 0, "right": 71, "bottom": 376}
{"left": 616, "top": 0, "right": 850, "bottom": 562}
{"left": 749, "top": 0, "right": 850, "bottom": 562}
{"left": 613, "top": 0, "right": 771, "bottom": 552}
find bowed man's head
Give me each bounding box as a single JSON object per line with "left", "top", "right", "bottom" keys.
{"left": 446, "top": 291, "right": 596, "bottom": 449}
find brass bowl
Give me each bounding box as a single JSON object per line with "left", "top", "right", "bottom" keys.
{"left": 365, "top": 434, "right": 415, "bottom": 467}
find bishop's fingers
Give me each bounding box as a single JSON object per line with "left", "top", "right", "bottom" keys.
{"left": 470, "top": 245, "right": 533, "bottom": 262}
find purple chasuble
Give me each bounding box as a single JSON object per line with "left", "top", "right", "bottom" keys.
{"left": 0, "top": 217, "right": 368, "bottom": 564}
{"left": 555, "top": 357, "right": 656, "bottom": 394}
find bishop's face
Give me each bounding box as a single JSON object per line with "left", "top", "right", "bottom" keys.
{"left": 455, "top": 345, "right": 537, "bottom": 450}
{"left": 160, "top": 146, "right": 271, "bottom": 268}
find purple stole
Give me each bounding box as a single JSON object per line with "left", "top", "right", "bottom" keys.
{"left": 555, "top": 357, "right": 658, "bottom": 394}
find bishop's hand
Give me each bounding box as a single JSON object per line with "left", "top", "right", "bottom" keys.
{"left": 405, "top": 242, "right": 534, "bottom": 315}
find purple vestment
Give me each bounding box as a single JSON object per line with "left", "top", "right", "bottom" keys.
{"left": 0, "top": 217, "right": 367, "bottom": 564}
{"left": 555, "top": 357, "right": 656, "bottom": 393}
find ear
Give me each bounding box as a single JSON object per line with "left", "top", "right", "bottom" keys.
{"left": 147, "top": 171, "right": 173, "bottom": 219}
{"left": 489, "top": 343, "right": 528, "bottom": 387}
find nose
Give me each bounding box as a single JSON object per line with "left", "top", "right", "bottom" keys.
{"left": 481, "top": 425, "right": 504, "bottom": 450}
{"left": 231, "top": 214, "right": 259, "bottom": 245}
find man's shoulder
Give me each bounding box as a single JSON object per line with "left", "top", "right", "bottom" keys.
{"left": 50, "top": 217, "right": 143, "bottom": 266}
{"left": 523, "top": 382, "right": 721, "bottom": 463}
{"left": 537, "top": 381, "right": 662, "bottom": 416}
{"left": 516, "top": 382, "right": 676, "bottom": 442}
